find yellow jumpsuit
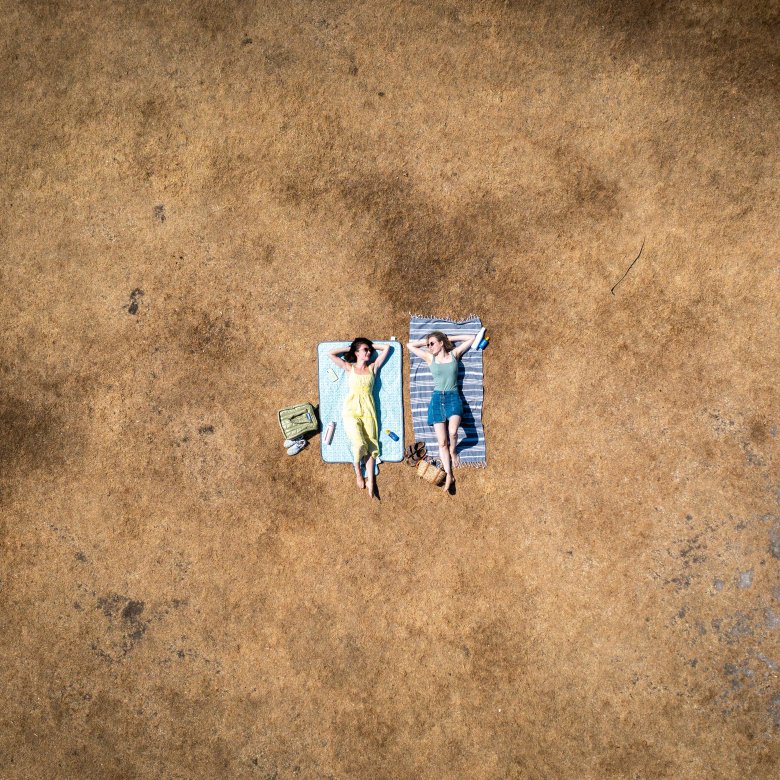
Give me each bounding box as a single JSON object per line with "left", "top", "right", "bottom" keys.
{"left": 343, "top": 365, "right": 379, "bottom": 463}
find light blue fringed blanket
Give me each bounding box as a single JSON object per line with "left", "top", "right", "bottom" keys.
{"left": 409, "top": 316, "right": 486, "bottom": 466}
{"left": 317, "top": 341, "right": 404, "bottom": 464}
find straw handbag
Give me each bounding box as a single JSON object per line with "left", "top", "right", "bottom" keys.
{"left": 416, "top": 458, "right": 445, "bottom": 486}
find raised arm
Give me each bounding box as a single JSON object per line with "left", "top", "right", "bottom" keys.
{"left": 451, "top": 334, "right": 477, "bottom": 359}
{"left": 327, "top": 346, "right": 350, "bottom": 370}
{"left": 406, "top": 340, "right": 433, "bottom": 364}
{"left": 371, "top": 342, "right": 392, "bottom": 373}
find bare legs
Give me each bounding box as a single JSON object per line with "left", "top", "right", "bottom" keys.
{"left": 448, "top": 415, "right": 461, "bottom": 469}
{"left": 353, "top": 455, "right": 378, "bottom": 499}
{"left": 365, "top": 455, "right": 377, "bottom": 499}
{"left": 347, "top": 414, "right": 379, "bottom": 498}
{"left": 434, "top": 420, "right": 459, "bottom": 493}
{"left": 353, "top": 460, "right": 365, "bottom": 489}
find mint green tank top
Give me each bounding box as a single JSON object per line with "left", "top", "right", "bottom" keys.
{"left": 430, "top": 354, "right": 458, "bottom": 391}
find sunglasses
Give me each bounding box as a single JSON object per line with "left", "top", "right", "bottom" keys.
{"left": 427, "top": 341, "right": 437, "bottom": 347}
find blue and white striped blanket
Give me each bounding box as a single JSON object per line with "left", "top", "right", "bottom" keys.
{"left": 409, "top": 316, "right": 486, "bottom": 466}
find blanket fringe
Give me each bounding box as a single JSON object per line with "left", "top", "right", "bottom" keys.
{"left": 429, "top": 458, "right": 487, "bottom": 469}
{"left": 409, "top": 312, "right": 482, "bottom": 324}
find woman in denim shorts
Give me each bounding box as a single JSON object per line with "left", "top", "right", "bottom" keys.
{"left": 407, "top": 330, "right": 476, "bottom": 494}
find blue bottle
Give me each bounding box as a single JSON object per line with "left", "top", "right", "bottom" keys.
{"left": 385, "top": 429, "right": 399, "bottom": 442}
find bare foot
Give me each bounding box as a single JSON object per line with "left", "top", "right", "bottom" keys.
{"left": 444, "top": 472, "right": 454, "bottom": 493}
{"left": 367, "top": 477, "right": 376, "bottom": 498}
{"left": 355, "top": 472, "right": 365, "bottom": 489}
{"left": 449, "top": 446, "right": 460, "bottom": 468}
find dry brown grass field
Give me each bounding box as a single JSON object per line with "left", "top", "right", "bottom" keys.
{"left": 1, "top": 1, "right": 779, "bottom": 777}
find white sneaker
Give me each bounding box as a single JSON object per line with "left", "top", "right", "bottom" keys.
{"left": 286, "top": 439, "right": 307, "bottom": 456}
{"left": 283, "top": 438, "right": 301, "bottom": 448}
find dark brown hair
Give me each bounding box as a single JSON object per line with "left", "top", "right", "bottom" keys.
{"left": 426, "top": 331, "right": 454, "bottom": 353}
{"left": 343, "top": 337, "right": 374, "bottom": 363}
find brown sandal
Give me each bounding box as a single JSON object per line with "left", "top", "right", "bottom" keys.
{"left": 405, "top": 442, "right": 427, "bottom": 466}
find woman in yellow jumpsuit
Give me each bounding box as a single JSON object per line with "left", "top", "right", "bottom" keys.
{"left": 328, "top": 338, "right": 391, "bottom": 498}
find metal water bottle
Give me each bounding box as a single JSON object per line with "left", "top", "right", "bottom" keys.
{"left": 324, "top": 421, "right": 336, "bottom": 445}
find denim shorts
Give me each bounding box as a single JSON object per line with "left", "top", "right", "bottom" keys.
{"left": 427, "top": 390, "right": 464, "bottom": 425}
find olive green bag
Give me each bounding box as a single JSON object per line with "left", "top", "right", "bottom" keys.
{"left": 278, "top": 403, "right": 318, "bottom": 440}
